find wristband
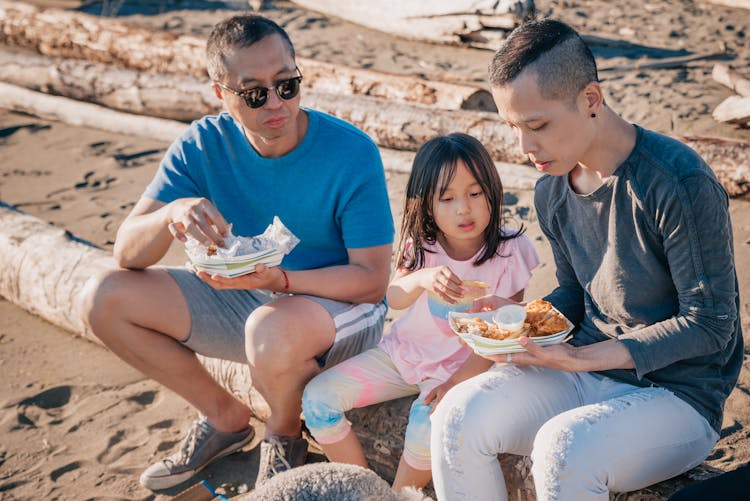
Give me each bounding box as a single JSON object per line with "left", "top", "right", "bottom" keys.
{"left": 279, "top": 267, "right": 290, "bottom": 291}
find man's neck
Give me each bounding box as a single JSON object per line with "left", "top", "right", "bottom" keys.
{"left": 246, "top": 110, "right": 308, "bottom": 158}
{"left": 571, "top": 109, "right": 636, "bottom": 195}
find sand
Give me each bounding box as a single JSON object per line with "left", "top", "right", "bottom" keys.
{"left": 1, "top": 0, "right": 749, "bottom": 499}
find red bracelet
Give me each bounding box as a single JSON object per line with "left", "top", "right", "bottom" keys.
{"left": 279, "top": 267, "right": 290, "bottom": 291}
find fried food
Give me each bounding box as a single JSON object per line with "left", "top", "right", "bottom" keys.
{"left": 206, "top": 244, "right": 218, "bottom": 256}
{"left": 451, "top": 299, "right": 570, "bottom": 342}
{"left": 525, "top": 299, "right": 553, "bottom": 325}
{"left": 461, "top": 280, "right": 489, "bottom": 289}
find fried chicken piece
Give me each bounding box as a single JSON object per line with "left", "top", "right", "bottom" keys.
{"left": 534, "top": 314, "right": 569, "bottom": 336}
{"left": 525, "top": 299, "right": 553, "bottom": 325}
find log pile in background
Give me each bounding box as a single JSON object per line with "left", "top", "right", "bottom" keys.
{"left": 0, "top": 0, "right": 493, "bottom": 112}
{"left": 2, "top": 1, "right": 748, "bottom": 198}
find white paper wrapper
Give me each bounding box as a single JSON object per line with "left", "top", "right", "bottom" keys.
{"left": 184, "top": 217, "right": 300, "bottom": 277}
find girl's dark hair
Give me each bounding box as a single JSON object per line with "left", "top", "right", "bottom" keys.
{"left": 396, "top": 133, "right": 525, "bottom": 271}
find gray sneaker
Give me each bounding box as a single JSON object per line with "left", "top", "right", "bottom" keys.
{"left": 139, "top": 417, "right": 255, "bottom": 490}
{"left": 255, "top": 435, "right": 308, "bottom": 485}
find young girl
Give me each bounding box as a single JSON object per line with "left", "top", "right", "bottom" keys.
{"left": 301, "top": 133, "right": 539, "bottom": 490}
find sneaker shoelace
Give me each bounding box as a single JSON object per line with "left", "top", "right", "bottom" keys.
{"left": 265, "top": 436, "right": 292, "bottom": 476}
{"left": 177, "top": 418, "right": 212, "bottom": 465}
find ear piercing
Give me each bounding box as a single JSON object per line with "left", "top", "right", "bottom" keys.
{"left": 591, "top": 113, "right": 597, "bottom": 118}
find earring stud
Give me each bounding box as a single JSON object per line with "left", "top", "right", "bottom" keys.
{"left": 591, "top": 113, "right": 597, "bottom": 118}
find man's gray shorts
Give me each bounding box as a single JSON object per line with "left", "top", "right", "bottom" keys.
{"left": 166, "top": 268, "right": 386, "bottom": 369}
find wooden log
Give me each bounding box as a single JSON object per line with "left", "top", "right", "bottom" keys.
{"left": 599, "top": 51, "right": 726, "bottom": 72}
{"left": 0, "top": 82, "right": 188, "bottom": 143}
{"left": 287, "top": 0, "right": 534, "bottom": 49}
{"left": 0, "top": 0, "right": 494, "bottom": 111}
{"left": 0, "top": 48, "right": 220, "bottom": 122}
{"left": 712, "top": 95, "right": 750, "bottom": 124}
{"left": 703, "top": 0, "right": 750, "bottom": 8}
{"left": 712, "top": 63, "right": 750, "bottom": 97}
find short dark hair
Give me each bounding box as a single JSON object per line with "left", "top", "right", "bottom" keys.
{"left": 206, "top": 15, "right": 295, "bottom": 81}
{"left": 397, "top": 133, "right": 524, "bottom": 271}
{"left": 489, "top": 19, "right": 598, "bottom": 102}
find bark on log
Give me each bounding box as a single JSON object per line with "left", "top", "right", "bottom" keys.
{"left": 712, "top": 63, "right": 750, "bottom": 97}
{"left": 286, "top": 0, "right": 535, "bottom": 49}
{"left": 0, "top": 0, "right": 494, "bottom": 111}
{"left": 0, "top": 204, "right": 725, "bottom": 499}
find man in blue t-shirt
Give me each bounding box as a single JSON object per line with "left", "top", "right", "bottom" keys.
{"left": 79, "top": 14, "right": 394, "bottom": 491}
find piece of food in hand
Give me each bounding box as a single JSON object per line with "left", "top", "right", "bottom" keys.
{"left": 461, "top": 280, "right": 491, "bottom": 300}
{"left": 206, "top": 244, "right": 218, "bottom": 257}
{"left": 462, "top": 280, "right": 489, "bottom": 289}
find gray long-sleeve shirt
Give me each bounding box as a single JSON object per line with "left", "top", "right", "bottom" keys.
{"left": 535, "top": 125, "right": 742, "bottom": 433}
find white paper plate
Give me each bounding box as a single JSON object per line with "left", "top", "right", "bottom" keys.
{"left": 448, "top": 308, "right": 573, "bottom": 356}
{"left": 191, "top": 249, "right": 283, "bottom": 278}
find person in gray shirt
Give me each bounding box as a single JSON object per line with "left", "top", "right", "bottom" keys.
{"left": 430, "top": 19, "right": 742, "bottom": 501}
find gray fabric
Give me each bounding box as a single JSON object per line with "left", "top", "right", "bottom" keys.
{"left": 534, "top": 125, "right": 743, "bottom": 433}
{"left": 165, "top": 267, "right": 385, "bottom": 365}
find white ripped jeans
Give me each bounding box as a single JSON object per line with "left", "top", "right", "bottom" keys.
{"left": 430, "top": 365, "right": 718, "bottom": 501}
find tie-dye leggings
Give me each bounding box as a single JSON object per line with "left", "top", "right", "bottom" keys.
{"left": 302, "top": 346, "right": 441, "bottom": 470}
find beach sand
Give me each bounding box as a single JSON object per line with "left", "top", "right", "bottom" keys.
{"left": 1, "top": 0, "right": 749, "bottom": 498}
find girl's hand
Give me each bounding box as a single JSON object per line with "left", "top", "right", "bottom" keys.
{"left": 424, "top": 380, "right": 458, "bottom": 414}
{"left": 167, "top": 197, "right": 229, "bottom": 247}
{"left": 195, "top": 263, "right": 281, "bottom": 291}
{"left": 420, "top": 266, "right": 464, "bottom": 304}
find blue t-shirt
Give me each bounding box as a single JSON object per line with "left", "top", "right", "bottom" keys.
{"left": 144, "top": 109, "right": 394, "bottom": 271}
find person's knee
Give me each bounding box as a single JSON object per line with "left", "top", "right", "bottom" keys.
{"left": 531, "top": 414, "right": 602, "bottom": 498}
{"left": 301, "top": 377, "right": 346, "bottom": 434}
{"left": 244, "top": 307, "right": 299, "bottom": 371}
{"left": 78, "top": 268, "right": 130, "bottom": 334}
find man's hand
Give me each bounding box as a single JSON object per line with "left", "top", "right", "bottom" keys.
{"left": 167, "top": 197, "right": 229, "bottom": 247}
{"left": 195, "top": 263, "right": 282, "bottom": 291}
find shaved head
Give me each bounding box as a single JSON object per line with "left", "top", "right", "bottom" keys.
{"left": 489, "top": 19, "right": 598, "bottom": 103}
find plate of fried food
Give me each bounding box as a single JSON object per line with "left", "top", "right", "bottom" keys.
{"left": 448, "top": 299, "right": 573, "bottom": 355}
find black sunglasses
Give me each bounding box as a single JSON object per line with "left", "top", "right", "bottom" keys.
{"left": 215, "top": 67, "right": 303, "bottom": 109}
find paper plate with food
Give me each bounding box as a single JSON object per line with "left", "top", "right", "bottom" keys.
{"left": 448, "top": 299, "right": 573, "bottom": 355}
{"left": 185, "top": 216, "right": 299, "bottom": 278}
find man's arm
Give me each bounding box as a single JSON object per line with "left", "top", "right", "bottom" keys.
{"left": 199, "top": 243, "right": 393, "bottom": 304}
{"left": 114, "top": 196, "right": 228, "bottom": 269}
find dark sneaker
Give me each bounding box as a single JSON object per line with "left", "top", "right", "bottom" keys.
{"left": 139, "top": 417, "right": 255, "bottom": 490}
{"left": 255, "top": 435, "right": 308, "bottom": 485}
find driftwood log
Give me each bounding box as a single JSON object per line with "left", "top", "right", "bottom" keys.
{"left": 0, "top": 0, "right": 493, "bottom": 111}
{"left": 0, "top": 49, "right": 517, "bottom": 163}
{"left": 0, "top": 204, "right": 725, "bottom": 498}
{"left": 287, "top": 0, "right": 534, "bottom": 49}
{"left": 712, "top": 63, "right": 750, "bottom": 97}
{"left": 0, "top": 82, "right": 541, "bottom": 191}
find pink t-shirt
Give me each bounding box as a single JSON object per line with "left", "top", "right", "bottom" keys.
{"left": 380, "top": 233, "right": 540, "bottom": 385}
